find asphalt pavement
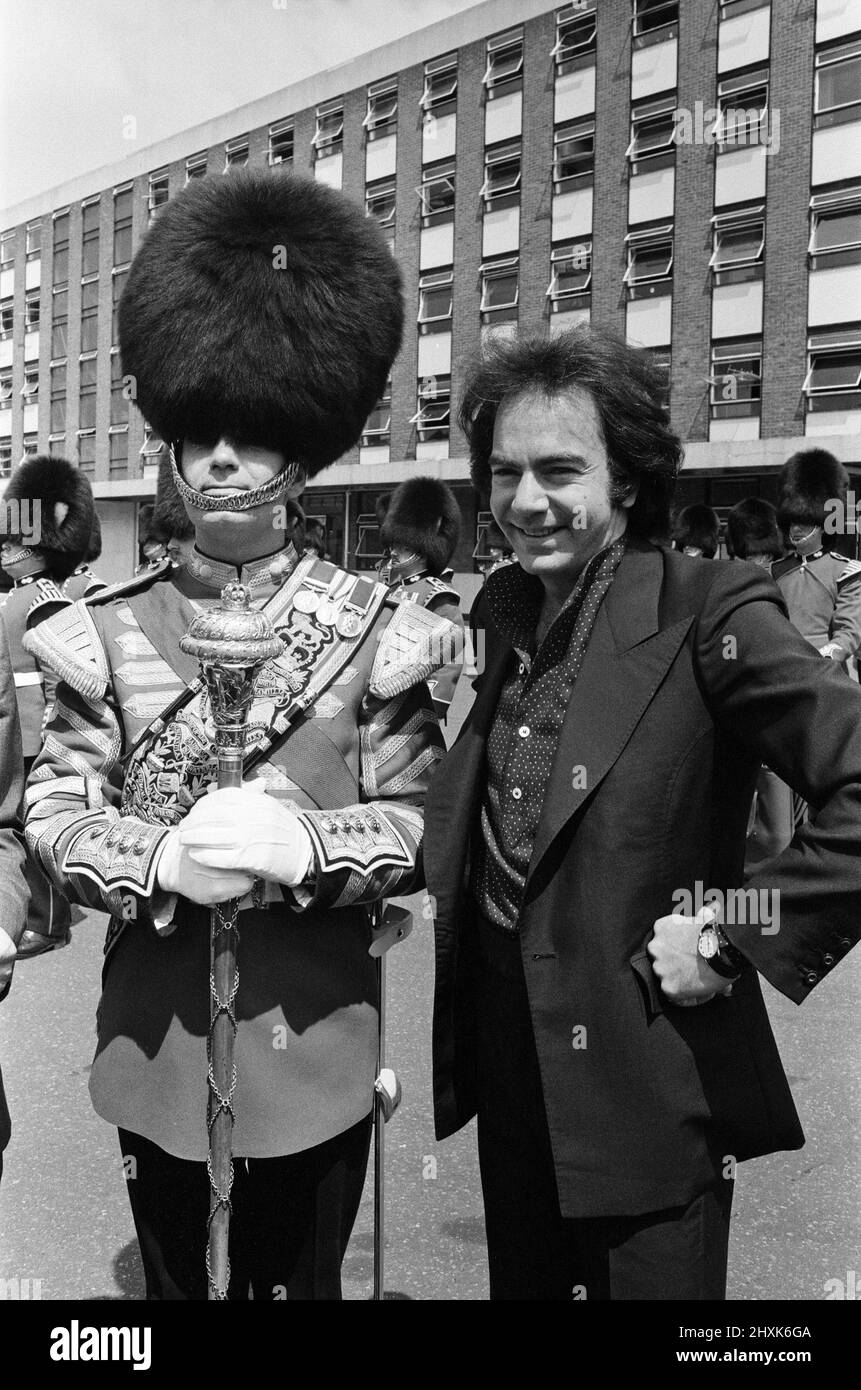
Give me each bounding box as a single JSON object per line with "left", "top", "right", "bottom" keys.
{"left": 0, "top": 675, "right": 858, "bottom": 1301}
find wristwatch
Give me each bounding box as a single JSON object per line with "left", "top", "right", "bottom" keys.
{"left": 697, "top": 920, "right": 745, "bottom": 980}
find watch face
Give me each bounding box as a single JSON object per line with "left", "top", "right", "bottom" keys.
{"left": 698, "top": 926, "right": 719, "bottom": 959}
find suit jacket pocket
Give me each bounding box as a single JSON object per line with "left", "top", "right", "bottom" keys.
{"left": 630, "top": 949, "right": 665, "bottom": 1022}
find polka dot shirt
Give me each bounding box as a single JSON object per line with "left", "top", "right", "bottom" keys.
{"left": 471, "top": 538, "right": 627, "bottom": 933}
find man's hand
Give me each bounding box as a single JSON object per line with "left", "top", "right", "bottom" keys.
{"left": 0, "top": 925, "right": 17, "bottom": 999}
{"left": 155, "top": 822, "right": 256, "bottom": 907}
{"left": 647, "top": 908, "right": 733, "bottom": 1007}
{"left": 181, "top": 784, "right": 315, "bottom": 887}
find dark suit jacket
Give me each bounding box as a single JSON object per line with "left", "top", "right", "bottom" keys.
{"left": 0, "top": 623, "right": 29, "bottom": 1153}
{"left": 425, "top": 541, "right": 861, "bottom": 1219}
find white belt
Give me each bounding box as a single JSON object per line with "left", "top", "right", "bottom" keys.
{"left": 14, "top": 671, "right": 44, "bottom": 687}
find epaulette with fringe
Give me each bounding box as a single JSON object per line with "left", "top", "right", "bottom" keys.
{"left": 22, "top": 597, "right": 111, "bottom": 701}
{"left": 836, "top": 556, "right": 861, "bottom": 586}
{"left": 370, "top": 600, "right": 461, "bottom": 699}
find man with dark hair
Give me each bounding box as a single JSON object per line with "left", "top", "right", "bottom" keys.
{"left": 424, "top": 325, "right": 861, "bottom": 1301}
{"left": 672, "top": 503, "right": 720, "bottom": 559}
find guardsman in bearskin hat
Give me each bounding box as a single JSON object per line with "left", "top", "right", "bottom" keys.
{"left": 671, "top": 503, "right": 720, "bottom": 559}
{"left": 21, "top": 169, "right": 455, "bottom": 1299}
{"left": 378, "top": 476, "right": 464, "bottom": 720}
{"left": 725, "top": 497, "right": 783, "bottom": 570}
{"left": 0, "top": 455, "right": 100, "bottom": 958}
{"left": 773, "top": 448, "right": 861, "bottom": 664}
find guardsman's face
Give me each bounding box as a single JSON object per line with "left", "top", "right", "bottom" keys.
{"left": 488, "top": 387, "right": 636, "bottom": 597}
{"left": 0, "top": 543, "right": 44, "bottom": 580}
{"left": 181, "top": 438, "right": 288, "bottom": 499}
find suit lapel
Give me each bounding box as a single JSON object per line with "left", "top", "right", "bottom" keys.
{"left": 525, "top": 545, "right": 693, "bottom": 891}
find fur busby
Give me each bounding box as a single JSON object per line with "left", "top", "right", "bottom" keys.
{"left": 725, "top": 498, "right": 782, "bottom": 560}
{"left": 119, "top": 170, "right": 403, "bottom": 477}
{"left": 152, "top": 454, "right": 194, "bottom": 542}
{"left": 776, "top": 449, "right": 848, "bottom": 530}
{"left": 3, "top": 456, "right": 95, "bottom": 578}
{"left": 375, "top": 492, "right": 392, "bottom": 527}
{"left": 671, "top": 504, "right": 720, "bottom": 559}
{"left": 380, "top": 476, "right": 461, "bottom": 576}
{"left": 85, "top": 513, "right": 102, "bottom": 563}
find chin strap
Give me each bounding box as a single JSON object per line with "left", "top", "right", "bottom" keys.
{"left": 169, "top": 446, "right": 300, "bottom": 514}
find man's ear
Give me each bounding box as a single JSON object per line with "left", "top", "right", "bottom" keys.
{"left": 621, "top": 481, "right": 639, "bottom": 511}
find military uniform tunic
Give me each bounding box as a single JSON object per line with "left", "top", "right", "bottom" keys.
{"left": 771, "top": 550, "right": 861, "bottom": 661}
{"left": 23, "top": 546, "right": 452, "bottom": 1160}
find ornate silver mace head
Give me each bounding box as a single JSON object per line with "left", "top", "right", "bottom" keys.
{"left": 180, "top": 582, "right": 284, "bottom": 783}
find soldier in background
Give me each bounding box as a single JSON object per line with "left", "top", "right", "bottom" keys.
{"left": 0, "top": 456, "right": 98, "bottom": 958}
{"left": 725, "top": 498, "right": 784, "bottom": 571}
{"left": 773, "top": 449, "right": 861, "bottom": 667}
{"left": 153, "top": 453, "right": 195, "bottom": 571}
{"left": 378, "top": 476, "right": 465, "bottom": 722}
{"left": 671, "top": 503, "right": 720, "bottom": 559}
{"left": 135, "top": 504, "right": 167, "bottom": 573}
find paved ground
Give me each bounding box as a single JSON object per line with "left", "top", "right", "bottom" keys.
{"left": 1, "top": 675, "right": 858, "bottom": 1301}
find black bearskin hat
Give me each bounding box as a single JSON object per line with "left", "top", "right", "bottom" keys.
{"left": 3, "top": 456, "right": 95, "bottom": 579}
{"left": 725, "top": 498, "right": 782, "bottom": 560}
{"left": 777, "top": 449, "right": 848, "bottom": 530}
{"left": 86, "top": 512, "right": 102, "bottom": 564}
{"left": 380, "top": 476, "right": 461, "bottom": 576}
{"left": 152, "top": 454, "right": 194, "bottom": 542}
{"left": 671, "top": 504, "right": 720, "bottom": 559}
{"left": 119, "top": 169, "right": 404, "bottom": 478}
{"left": 375, "top": 492, "right": 392, "bottom": 526}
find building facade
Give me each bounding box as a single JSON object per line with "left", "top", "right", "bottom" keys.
{"left": 1, "top": 0, "right": 860, "bottom": 584}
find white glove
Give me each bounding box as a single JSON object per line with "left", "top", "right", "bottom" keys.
{"left": 819, "top": 642, "right": 847, "bottom": 661}
{"left": 0, "top": 925, "right": 16, "bottom": 998}
{"left": 155, "top": 820, "right": 256, "bottom": 907}
{"left": 180, "top": 784, "right": 315, "bottom": 887}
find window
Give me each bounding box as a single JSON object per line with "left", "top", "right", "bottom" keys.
{"left": 547, "top": 241, "right": 592, "bottom": 301}
{"left": 109, "top": 428, "right": 128, "bottom": 469}
{"left": 809, "top": 187, "right": 861, "bottom": 260}
{"left": 553, "top": 122, "right": 595, "bottom": 184}
{"left": 79, "top": 354, "right": 97, "bottom": 431}
{"left": 410, "top": 374, "right": 451, "bottom": 441}
{"left": 0, "top": 299, "right": 13, "bottom": 334}
{"left": 815, "top": 40, "right": 861, "bottom": 124}
{"left": 77, "top": 430, "right": 96, "bottom": 470}
{"left": 0, "top": 368, "right": 11, "bottom": 405}
{"left": 364, "top": 78, "right": 398, "bottom": 136}
{"left": 22, "top": 435, "right": 37, "bottom": 457}
{"left": 110, "top": 350, "right": 128, "bottom": 426}
{"left": 50, "top": 364, "right": 66, "bottom": 434}
{"left": 366, "top": 179, "right": 396, "bottom": 228}
{"left": 418, "top": 269, "right": 453, "bottom": 325}
{"left": 268, "top": 121, "right": 294, "bottom": 166}
{"left": 624, "top": 225, "right": 674, "bottom": 286}
{"left": 632, "top": 0, "right": 678, "bottom": 40}
{"left": 0, "top": 443, "right": 11, "bottom": 476}
{"left": 51, "top": 287, "right": 68, "bottom": 360}
{"left": 803, "top": 330, "right": 861, "bottom": 410}
{"left": 24, "top": 290, "right": 39, "bottom": 329}
{"left": 484, "top": 28, "right": 523, "bottom": 90}
{"left": 48, "top": 436, "right": 66, "bottom": 457}
{"left": 81, "top": 200, "right": 100, "bottom": 277}
{"left": 225, "top": 137, "right": 249, "bottom": 169}
{"left": 112, "top": 267, "right": 127, "bottom": 343}
{"left": 81, "top": 296, "right": 99, "bottom": 354}
{"left": 362, "top": 378, "right": 392, "bottom": 445}
{"left": 21, "top": 369, "right": 40, "bottom": 403}
{"left": 480, "top": 142, "right": 521, "bottom": 202}
{"left": 113, "top": 185, "right": 133, "bottom": 266}
{"left": 0, "top": 231, "right": 13, "bottom": 266}
{"left": 627, "top": 96, "right": 677, "bottom": 167}
{"left": 715, "top": 70, "right": 769, "bottom": 148}
{"left": 52, "top": 211, "right": 70, "bottom": 285}
{"left": 26, "top": 221, "right": 41, "bottom": 257}
{"left": 649, "top": 348, "right": 671, "bottom": 410}
{"left": 710, "top": 207, "right": 765, "bottom": 271}
{"left": 313, "top": 103, "right": 344, "bottom": 157}
{"left": 140, "top": 425, "right": 165, "bottom": 459}
{"left": 553, "top": 3, "right": 597, "bottom": 65}
{"left": 480, "top": 257, "right": 519, "bottom": 312}
{"left": 419, "top": 163, "right": 455, "bottom": 217}
{"left": 421, "top": 52, "right": 457, "bottom": 111}
{"left": 148, "top": 170, "right": 169, "bottom": 218}
{"left": 186, "top": 152, "right": 208, "bottom": 181}
{"left": 710, "top": 340, "right": 762, "bottom": 417}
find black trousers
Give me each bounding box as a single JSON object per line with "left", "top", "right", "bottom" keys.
{"left": 473, "top": 916, "right": 734, "bottom": 1301}
{"left": 118, "top": 1114, "right": 372, "bottom": 1300}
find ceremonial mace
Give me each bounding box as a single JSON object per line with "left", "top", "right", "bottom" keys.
{"left": 180, "top": 582, "right": 284, "bottom": 1301}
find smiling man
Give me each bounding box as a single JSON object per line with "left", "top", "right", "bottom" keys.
{"left": 424, "top": 327, "right": 861, "bottom": 1301}
{"left": 21, "top": 171, "right": 454, "bottom": 1300}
